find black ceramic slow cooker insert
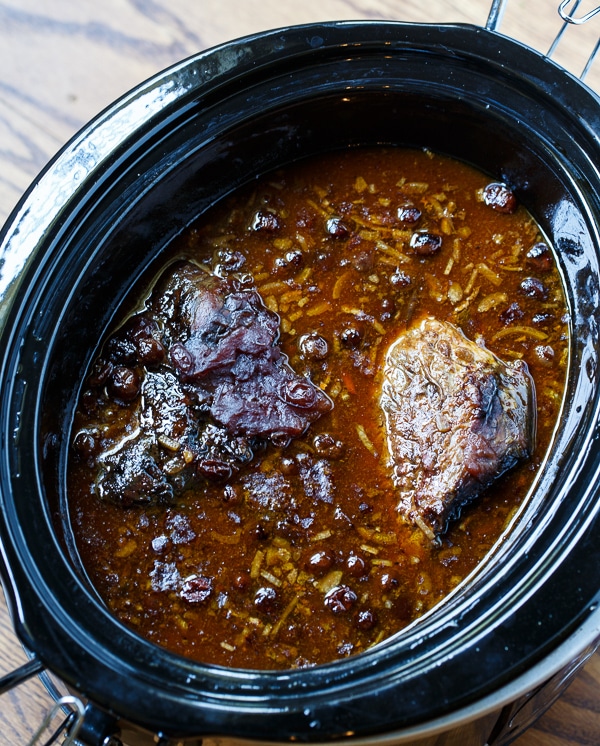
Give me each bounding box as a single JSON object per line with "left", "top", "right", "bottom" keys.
{"left": 0, "top": 14, "right": 600, "bottom": 746}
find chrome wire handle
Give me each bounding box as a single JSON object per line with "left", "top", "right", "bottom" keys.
{"left": 488, "top": 0, "right": 600, "bottom": 82}
{"left": 551, "top": 0, "right": 600, "bottom": 80}
{"left": 27, "top": 696, "right": 85, "bottom": 746}
{"left": 559, "top": 0, "right": 600, "bottom": 24}
{"left": 486, "top": 0, "right": 508, "bottom": 31}
{"left": 0, "top": 657, "right": 87, "bottom": 745}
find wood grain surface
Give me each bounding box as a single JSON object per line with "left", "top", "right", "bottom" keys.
{"left": 0, "top": 1, "right": 599, "bottom": 743}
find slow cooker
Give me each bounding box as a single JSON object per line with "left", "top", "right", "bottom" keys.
{"left": 0, "top": 3, "right": 599, "bottom": 745}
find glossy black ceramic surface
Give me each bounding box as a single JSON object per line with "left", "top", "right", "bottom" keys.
{"left": 0, "top": 20, "right": 600, "bottom": 744}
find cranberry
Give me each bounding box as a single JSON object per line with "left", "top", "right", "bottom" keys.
{"left": 127, "top": 315, "right": 158, "bottom": 341}
{"left": 197, "top": 459, "right": 233, "bottom": 481}
{"left": 251, "top": 211, "right": 280, "bottom": 231}
{"left": 324, "top": 585, "right": 357, "bottom": 614}
{"left": 380, "top": 571, "right": 400, "bottom": 591}
{"left": 273, "top": 249, "right": 305, "bottom": 275}
{"left": 409, "top": 231, "right": 443, "bottom": 256}
{"left": 307, "top": 550, "right": 334, "bottom": 574}
{"left": 346, "top": 554, "right": 367, "bottom": 577}
{"left": 355, "top": 609, "right": 377, "bottom": 631}
{"left": 340, "top": 326, "right": 362, "bottom": 349}
{"left": 352, "top": 250, "right": 374, "bottom": 272}
{"left": 285, "top": 249, "right": 305, "bottom": 268}
{"left": 105, "top": 336, "right": 137, "bottom": 364}
{"left": 326, "top": 216, "right": 350, "bottom": 238}
{"left": 222, "top": 485, "right": 241, "bottom": 503}
{"left": 378, "top": 297, "right": 396, "bottom": 321}
{"left": 535, "top": 344, "right": 555, "bottom": 364}
{"left": 390, "top": 270, "right": 411, "bottom": 288}
{"left": 313, "top": 433, "right": 344, "bottom": 459}
{"left": 136, "top": 336, "right": 165, "bottom": 366}
{"left": 526, "top": 242, "right": 553, "bottom": 272}
{"left": 180, "top": 575, "right": 212, "bottom": 604}
{"left": 482, "top": 182, "right": 517, "bottom": 213}
{"left": 397, "top": 203, "right": 422, "bottom": 224}
{"left": 270, "top": 432, "right": 292, "bottom": 449}
{"left": 87, "top": 360, "right": 113, "bottom": 388}
{"left": 108, "top": 366, "right": 140, "bottom": 402}
{"left": 255, "top": 586, "right": 278, "bottom": 612}
{"left": 499, "top": 302, "right": 524, "bottom": 325}
{"left": 296, "top": 207, "right": 316, "bottom": 230}
{"left": 298, "top": 332, "right": 329, "bottom": 360}
{"left": 72, "top": 431, "right": 99, "bottom": 460}
{"left": 81, "top": 389, "right": 101, "bottom": 415}
{"left": 519, "top": 277, "right": 548, "bottom": 300}
{"left": 233, "top": 573, "right": 250, "bottom": 591}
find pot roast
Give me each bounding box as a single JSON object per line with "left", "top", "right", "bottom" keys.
{"left": 67, "top": 147, "right": 565, "bottom": 671}
{"left": 380, "top": 318, "right": 536, "bottom": 539}
{"left": 77, "top": 261, "right": 333, "bottom": 506}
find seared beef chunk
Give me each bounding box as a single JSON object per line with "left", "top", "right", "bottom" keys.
{"left": 80, "top": 261, "right": 332, "bottom": 507}
{"left": 380, "top": 318, "right": 535, "bottom": 538}
{"left": 154, "top": 263, "right": 332, "bottom": 437}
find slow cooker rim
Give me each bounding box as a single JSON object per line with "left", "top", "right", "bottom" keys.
{"left": 1, "top": 18, "right": 600, "bottom": 743}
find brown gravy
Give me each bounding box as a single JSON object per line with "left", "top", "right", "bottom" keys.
{"left": 68, "top": 147, "right": 568, "bottom": 669}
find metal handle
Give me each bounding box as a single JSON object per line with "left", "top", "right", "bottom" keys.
{"left": 551, "top": 0, "right": 600, "bottom": 80}
{"left": 486, "top": 0, "right": 508, "bottom": 31}
{"left": 0, "top": 657, "right": 45, "bottom": 694}
{"left": 488, "top": 1, "right": 600, "bottom": 82}
{"left": 0, "top": 658, "right": 86, "bottom": 745}
{"left": 27, "top": 696, "right": 86, "bottom": 746}
{"left": 559, "top": 0, "right": 600, "bottom": 24}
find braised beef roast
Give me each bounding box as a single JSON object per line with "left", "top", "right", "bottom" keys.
{"left": 380, "top": 318, "right": 536, "bottom": 539}
{"left": 76, "top": 261, "right": 332, "bottom": 506}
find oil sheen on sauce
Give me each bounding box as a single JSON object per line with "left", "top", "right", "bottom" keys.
{"left": 68, "top": 147, "right": 568, "bottom": 670}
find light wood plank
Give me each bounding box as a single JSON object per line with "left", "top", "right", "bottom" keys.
{"left": 0, "top": 0, "right": 599, "bottom": 742}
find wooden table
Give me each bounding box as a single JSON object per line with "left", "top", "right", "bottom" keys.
{"left": 0, "top": 0, "right": 598, "bottom": 743}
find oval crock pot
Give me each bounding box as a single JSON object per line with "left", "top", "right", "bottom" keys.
{"left": 1, "top": 18, "right": 600, "bottom": 746}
